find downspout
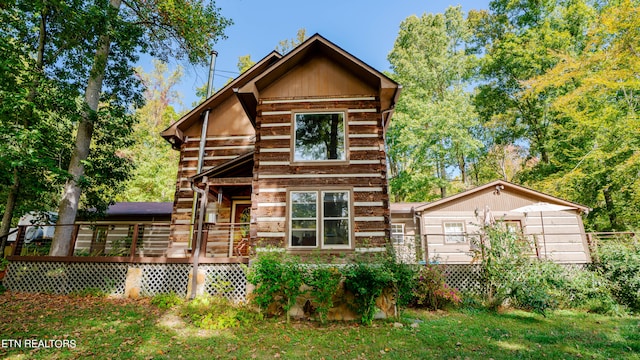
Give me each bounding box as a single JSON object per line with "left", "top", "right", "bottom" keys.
{"left": 413, "top": 209, "right": 426, "bottom": 263}
{"left": 190, "top": 50, "right": 218, "bottom": 246}
{"left": 190, "top": 176, "right": 208, "bottom": 299}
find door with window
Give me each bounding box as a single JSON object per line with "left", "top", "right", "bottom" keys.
{"left": 231, "top": 201, "right": 251, "bottom": 256}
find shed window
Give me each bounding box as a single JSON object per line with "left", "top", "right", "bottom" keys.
{"left": 289, "top": 190, "right": 351, "bottom": 249}
{"left": 391, "top": 223, "right": 405, "bottom": 244}
{"left": 504, "top": 220, "right": 522, "bottom": 234}
{"left": 444, "top": 222, "right": 465, "bottom": 243}
{"left": 293, "top": 112, "right": 345, "bottom": 161}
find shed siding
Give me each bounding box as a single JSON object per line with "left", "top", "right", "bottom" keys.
{"left": 421, "top": 187, "right": 590, "bottom": 264}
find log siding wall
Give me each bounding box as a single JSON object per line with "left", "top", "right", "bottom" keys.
{"left": 253, "top": 98, "right": 390, "bottom": 250}
{"left": 169, "top": 134, "right": 255, "bottom": 253}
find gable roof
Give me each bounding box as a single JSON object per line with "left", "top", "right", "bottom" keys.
{"left": 413, "top": 180, "right": 590, "bottom": 213}
{"left": 235, "top": 33, "right": 401, "bottom": 127}
{"left": 161, "top": 51, "right": 282, "bottom": 148}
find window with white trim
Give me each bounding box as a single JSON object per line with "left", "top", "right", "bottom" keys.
{"left": 290, "top": 192, "right": 318, "bottom": 247}
{"left": 293, "top": 112, "right": 346, "bottom": 162}
{"left": 504, "top": 220, "right": 522, "bottom": 234}
{"left": 444, "top": 222, "right": 465, "bottom": 243}
{"left": 289, "top": 190, "right": 351, "bottom": 249}
{"left": 391, "top": 223, "right": 405, "bottom": 244}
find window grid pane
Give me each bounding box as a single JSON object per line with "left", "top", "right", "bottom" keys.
{"left": 290, "top": 192, "right": 317, "bottom": 247}
{"left": 391, "top": 223, "right": 404, "bottom": 244}
{"left": 322, "top": 191, "right": 350, "bottom": 247}
{"left": 444, "top": 222, "right": 465, "bottom": 243}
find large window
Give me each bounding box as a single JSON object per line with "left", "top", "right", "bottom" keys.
{"left": 293, "top": 112, "right": 346, "bottom": 162}
{"left": 443, "top": 222, "right": 465, "bottom": 243}
{"left": 290, "top": 190, "right": 351, "bottom": 249}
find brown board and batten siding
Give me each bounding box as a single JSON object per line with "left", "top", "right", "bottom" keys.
{"left": 253, "top": 97, "right": 390, "bottom": 250}
{"left": 415, "top": 180, "right": 591, "bottom": 264}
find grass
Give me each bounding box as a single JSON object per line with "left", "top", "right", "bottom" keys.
{"left": 0, "top": 291, "right": 639, "bottom": 359}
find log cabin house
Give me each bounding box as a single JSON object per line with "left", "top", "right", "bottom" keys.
{"left": 160, "top": 34, "right": 401, "bottom": 259}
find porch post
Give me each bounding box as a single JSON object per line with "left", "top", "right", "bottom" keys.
{"left": 190, "top": 176, "right": 209, "bottom": 299}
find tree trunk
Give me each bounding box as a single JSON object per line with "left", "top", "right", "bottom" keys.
{"left": 1, "top": 7, "right": 48, "bottom": 257}
{"left": 50, "top": 0, "right": 122, "bottom": 256}
{"left": 0, "top": 170, "right": 19, "bottom": 256}
{"left": 603, "top": 186, "right": 619, "bottom": 231}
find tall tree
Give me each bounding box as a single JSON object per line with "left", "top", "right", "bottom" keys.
{"left": 0, "top": 1, "right": 78, "bottom": 255}
{"left": 522, "top": 0, "right": 639, "bottom": 230}
{"left": 49, "top": 0, "right": 231, "bottom": 255}
{"left": 387, "top": 6, "right": 482, "bottom": 201}
{"left": 472, "top": 0, "right": 595, "bottom": 167}
{"left": 117, "top": 60, "right": 182, "bottom": 202}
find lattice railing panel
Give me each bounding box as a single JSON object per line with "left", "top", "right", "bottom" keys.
{"left": 202, "top": 264, "right": 247, "bottom": 303}
{"left": 439, "top": 264, "right": 484, "bottom": 293}
{"left": 4, "top": 261, "right": 128, "bottom": 295}
{"left": 138, "top": 263, "right": 191, "bottom": 297}
{"left": 5, "top": 261, "right": 248, "bottom": 301}
{"left": 65, "top": 262, "right": 128, "bottom": 295}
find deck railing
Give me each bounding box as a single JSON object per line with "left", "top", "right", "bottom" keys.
{"left": 5, "top": 222, "right": 250, "bottom": 263}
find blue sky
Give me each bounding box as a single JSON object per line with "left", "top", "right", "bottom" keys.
{"left": 149, "top": 0, "right": 491, "bottom": 110}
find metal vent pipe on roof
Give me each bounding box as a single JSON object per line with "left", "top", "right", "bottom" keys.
{"left": 190, "top": 50, "right": 218, "bottom": 247}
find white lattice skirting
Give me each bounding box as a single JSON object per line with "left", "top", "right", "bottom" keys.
{"left": 4, "top": 261, "right": 247, "bottom": 303}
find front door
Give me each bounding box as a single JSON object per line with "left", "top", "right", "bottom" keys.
{"left": 230, "top": 201, "right": 251, "bottom": 256}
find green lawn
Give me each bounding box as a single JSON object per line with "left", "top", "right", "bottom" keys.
{"left": 0, "top": 292, "right": 638, "bottom": 359}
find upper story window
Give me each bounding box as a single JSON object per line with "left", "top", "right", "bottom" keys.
{"left": 293, "top": 112, "right": 346, "bottom": 162}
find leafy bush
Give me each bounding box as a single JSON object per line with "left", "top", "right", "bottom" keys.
{"left": 247, "top": 247, "right": 416, "bottom": 325}
{"left": 473, "top": 224, "right": 531, "bottom": 309}
{"left": 305, "top": 266, "right": 342, "bottom": 323}
{"left": 561, "top": 267, "right": 620, "bottom": 314}
{"left": 151, "top": 292, "right": 184, "bottom": 310}
{"left": 596, "top": 241, "right": 640, "bottom": 311}
{"left": 509, "top": 260, "right": 566, "bottom": 315}
{"left": 246, "top": 251, "right": 304, "bottom": 322}
{"left": 474, "top": 224, "right": 566, "bottom": 315}
{"left": 343, "top": 261, "right": 394, "bottom": 325}
{"left": 382, "top": 247, "right": 416, "bottom": 308}
{"left": 181, "top": 295, "right": 262, "bottom": 330}
{"left": 413, "top": 265, "right": 462, "bottom": 310}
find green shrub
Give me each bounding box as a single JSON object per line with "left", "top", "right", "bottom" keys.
{"left": 305, "top": 266, "right": 342, "bottom": 324}
{"left": 413, "top": 265, "right": 462, "bottom": 310}
{"left": 474, "top": 224, "right": 567, "bottom": 315}
{"left": 595, "top": 241, "right": 640, "bottom": 311}
{"left": 560, "top": 267, "right": 620, "bottom": 314}
{"left": 151, "top": 292, "right": 184, "bottom": 310}
{"left": 381, "top": 248, "right": 416, "bottom": 308}
{"left": 246, "top": 251, "right": 304, "bottom": 322}
{"left": 509, "top": 261, "right": 566, "bottom": 315}
{"left": 343, "top": 261, "right": 394, "bottom": 325}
